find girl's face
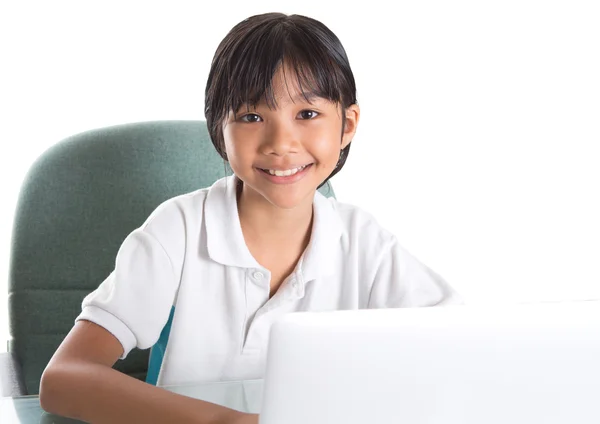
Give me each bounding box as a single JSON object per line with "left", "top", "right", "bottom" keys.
{"left": 222, "top": 66, "right": 360, "bottom": 212}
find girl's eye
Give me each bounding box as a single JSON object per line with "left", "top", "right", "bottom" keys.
{"left": 298, "top": 110, "right": 319, "bottom": 120}
{"left": 240, "top": 113, "right": 262, "bottom": 123}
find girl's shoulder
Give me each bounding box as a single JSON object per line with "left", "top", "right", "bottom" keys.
{"left": 139, "top": 186, "right": 211, "bottom": 235}
{"left": 137, "top": 175, "right": 235, "bottom": 239}
{"left": 319, "top": 195, "right": 396, "bottom": 246}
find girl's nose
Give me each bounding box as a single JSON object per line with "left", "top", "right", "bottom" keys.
{"left": 261, "top": 121, "right": 299, "bottom": 156}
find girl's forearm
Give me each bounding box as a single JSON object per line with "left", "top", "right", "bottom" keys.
{"left": 40, "top": 361, "right": 253, "bottom": 424}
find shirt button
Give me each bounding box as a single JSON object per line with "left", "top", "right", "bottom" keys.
{"left": 291, "top": 280, "right": 298, "bottom": 289}
{"left": 252, "top": 271, "right": 264, "bottom": 280}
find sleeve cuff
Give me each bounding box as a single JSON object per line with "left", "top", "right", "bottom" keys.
{"left": 76, "top": 305, "right": 138, "bottom": 359}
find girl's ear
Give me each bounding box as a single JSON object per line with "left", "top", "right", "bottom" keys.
{"left": 341, "top": 104, "right": 360, "bottom": 149}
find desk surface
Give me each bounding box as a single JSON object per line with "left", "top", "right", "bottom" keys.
{"left": 0, "top": 379, "right": 264, "bottom": 423}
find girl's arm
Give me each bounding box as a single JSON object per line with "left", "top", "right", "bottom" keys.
{"left": 368, "top": 236, "right": 463, "bottom": 308}
{"left": 40, "top": 320, "right": 258, "bottom": 424}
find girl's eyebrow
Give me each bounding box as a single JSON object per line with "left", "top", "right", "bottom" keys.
{"left": 270, "top": 90, "right": 322, "bottom": 107}
{"left": 236, "top": 90, "right": 324, "bottom": 111}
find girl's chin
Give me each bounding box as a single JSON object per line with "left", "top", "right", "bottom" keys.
{"left": 240, "top": 186, "right": 315, "bottom": 211}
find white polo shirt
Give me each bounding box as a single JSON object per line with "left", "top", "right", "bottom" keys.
{"left": 76, "top": 176, "right": 462, "bottom": 386}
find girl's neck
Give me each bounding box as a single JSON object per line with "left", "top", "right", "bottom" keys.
{"left": 236, "top": 182, "right": 314, "bottom": 249}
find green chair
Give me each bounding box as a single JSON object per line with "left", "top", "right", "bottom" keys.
{"left": 0, "top": 120, "right": 335, "bottom": 396}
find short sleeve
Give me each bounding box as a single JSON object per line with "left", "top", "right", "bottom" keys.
{"left": 368, "top": 237, "right": 463, "bottom": 308}
{"left": 76, "top": 229, "right": 179, "bottom": 359}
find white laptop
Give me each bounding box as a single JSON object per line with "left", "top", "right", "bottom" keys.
{"left": 259, "top": 300, "right": 600, "bottom": 424}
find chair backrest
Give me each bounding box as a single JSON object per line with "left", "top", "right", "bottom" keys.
{"left": 8, "top": 120, "right": 335, "bottom": 394}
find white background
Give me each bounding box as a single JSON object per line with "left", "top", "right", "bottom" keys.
{"left": 1, "top": 0, "right": 599, "bottom": 351}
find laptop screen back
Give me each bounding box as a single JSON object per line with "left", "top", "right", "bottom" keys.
{"left": 260, "top": 301, "right": 600, "bottom": 424}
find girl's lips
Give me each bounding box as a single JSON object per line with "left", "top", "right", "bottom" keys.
{"left": 256, "top": 164, "right": 313, "bottom": 184}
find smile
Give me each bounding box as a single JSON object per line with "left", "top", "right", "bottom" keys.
{"left": 256, "top": 163, "right": 313, "bottom": 184}
{"left": 260, "top": 165, "right": 308, "bottom": 177}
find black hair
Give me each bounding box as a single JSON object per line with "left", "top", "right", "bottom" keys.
{"left": 204, "top": 12, "right": 357, "bottom": 188}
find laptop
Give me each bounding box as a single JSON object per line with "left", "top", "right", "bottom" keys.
{"left": 259, "top": 300, "right": 600, "bottom": 424}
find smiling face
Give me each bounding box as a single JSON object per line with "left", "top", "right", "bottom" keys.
{"left": 222, "top": 66, "right": 360, "bottom": 211}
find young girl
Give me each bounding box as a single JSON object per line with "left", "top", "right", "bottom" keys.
{"left": 40, "top": 12, "right": 462, "bottom": 424}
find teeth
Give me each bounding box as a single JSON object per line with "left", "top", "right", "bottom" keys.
{"left": 267, "top": 165, "right": 306, "bottom": 177}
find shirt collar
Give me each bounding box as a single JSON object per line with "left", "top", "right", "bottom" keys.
{"left": 204, "top": 176, "right": 343, "bottom": 280}
{"left": 205, "top": 176, "right": 259, "bottom": 268}
{"left": 299, "top": 189, "right": 343, "bottom": 282}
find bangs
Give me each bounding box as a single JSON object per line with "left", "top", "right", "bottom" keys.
{"left": 228, "top": 47, "right": 345, "bottom": 113}
{"left": 206, "top": 13, "right": 356, "bottom": 128}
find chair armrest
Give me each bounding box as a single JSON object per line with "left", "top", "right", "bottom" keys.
{"left": 0, "top": 352, "right": 26, "bottom": 397}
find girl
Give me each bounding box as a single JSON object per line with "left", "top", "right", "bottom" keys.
{"left": 40, "top": 12, "right": 462, "bottom": 424}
